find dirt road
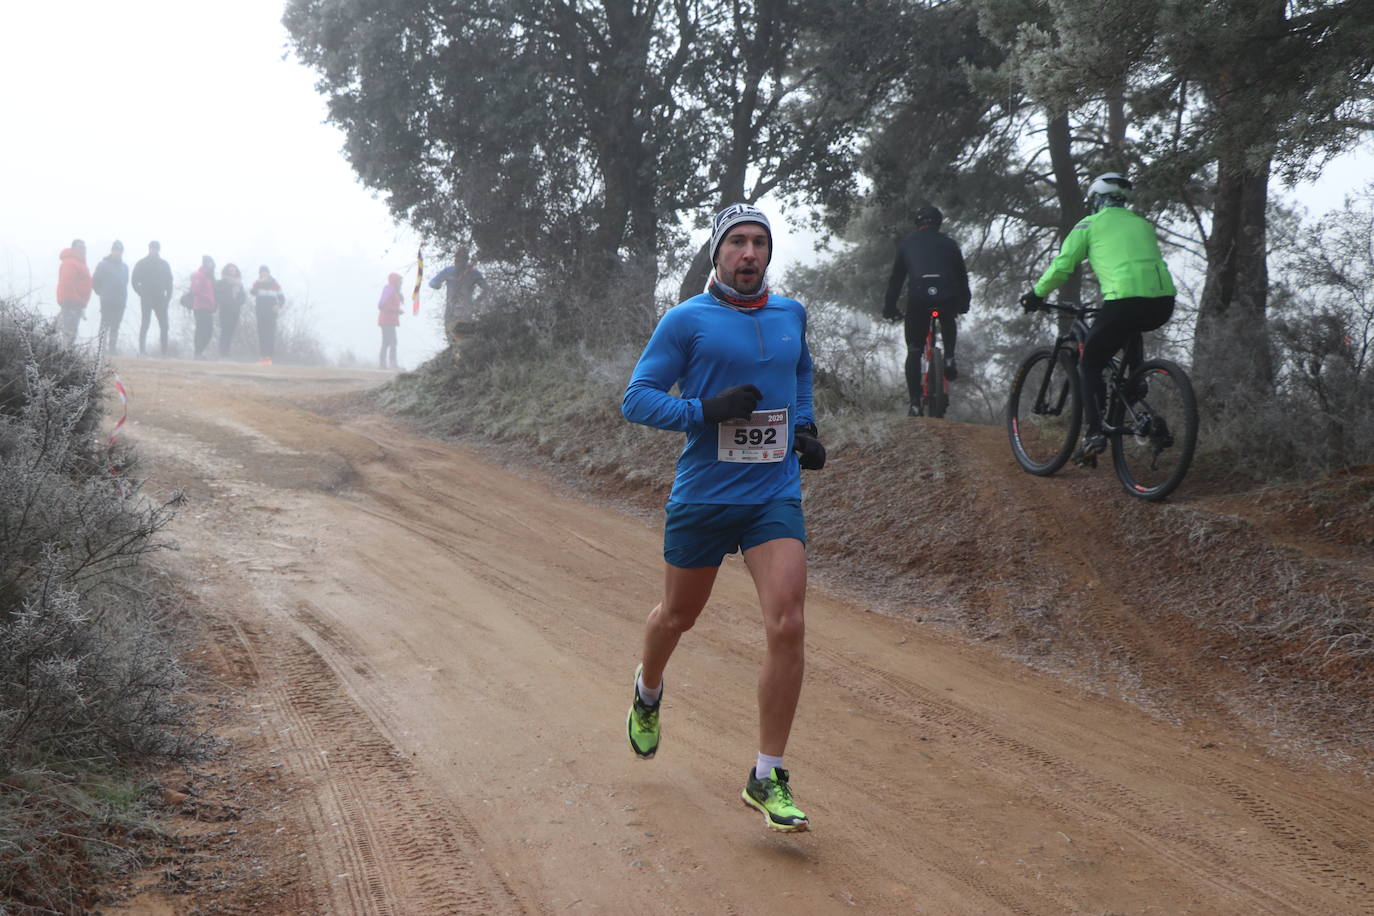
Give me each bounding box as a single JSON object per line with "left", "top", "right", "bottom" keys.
{"left": 115, "top": 359, "right": 1374, "bottom": 914}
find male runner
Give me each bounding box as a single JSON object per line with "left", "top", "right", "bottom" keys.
{"left": 621, "top": 202, "right": 825, "bottom": 833}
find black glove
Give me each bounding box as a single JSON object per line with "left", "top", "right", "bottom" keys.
{"left": 700, "top": 384, "right": 763, "bottom": 424}
{"left": 1020, "top": 290, "right": 1045, "bottom": 313}
{"left": 882, "top": 306, "right": 901, "bottom": 323}
{"left": 794, "top": 423, "right": 826, "bottom": 470}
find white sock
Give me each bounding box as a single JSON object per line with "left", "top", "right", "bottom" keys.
{"left": 636, "top": 671, "right": 662, "bottom": 706}
{"left": 755, "top": 753, "right": 785, "bottom": 780}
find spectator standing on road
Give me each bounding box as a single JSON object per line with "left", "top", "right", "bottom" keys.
{"left": 55, "top": 239, "right": 92, "bottom": 346}
{"left": 91, "top": 240, "right": 130, "bottom": 354}
{"left": 621, "top": 202, "right": 825, "bottom": 834}
{"left": 250, "top": 265, "right": 284, "bottom": 364}
{"left": 132, "top": 240, "right": 174, "bottom": 356}
{"left": 429, "top": 246, "right": 487, "bottom": 343}
{"left": 214, "top": 263, "right": 246, "bottom": 359}
{"left": 190, "top": 256, "right": 217, "bottom": 359}
{"left": 377, "top": 271, "right": 403, "bottom": 369}
{"left": 883, "top": 206, "right": 972, "bottom": 416}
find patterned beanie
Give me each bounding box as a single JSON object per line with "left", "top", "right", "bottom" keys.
{"left": 710, "top": 203, "right": 772, "bottom": 266}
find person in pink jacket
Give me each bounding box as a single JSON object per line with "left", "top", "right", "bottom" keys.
{"left": 190, "top": 255, "right": 218, "bottom": 359}
{"left": 55, "top": 239, "right": 93, "bottom": 345}
{"left": 377, "top": 271, "right": 403, "bottom": 369}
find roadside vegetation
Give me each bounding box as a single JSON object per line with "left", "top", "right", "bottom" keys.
{"left": 0, "top": 297, "right": 205, "bottom": 912}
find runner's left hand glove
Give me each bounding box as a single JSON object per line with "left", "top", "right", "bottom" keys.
{"left": 794, "top": 423, "right": 826, "bottom": 471}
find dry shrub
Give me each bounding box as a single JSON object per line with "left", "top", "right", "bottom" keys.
{"left": 0, "top": 297, "right": 205, "bottom": 912}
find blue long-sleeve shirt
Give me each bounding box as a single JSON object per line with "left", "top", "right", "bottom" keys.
{"left": 622, "top": 292, "right": 814, "bottom": 504}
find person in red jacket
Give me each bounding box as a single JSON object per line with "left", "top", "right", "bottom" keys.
{"left": 190, "top": 256, "right": 218, "bottom": 359}
{"left": 377, "top": 272, "right": 403, "bottom": 369}
{"left": 55, "top": 239, "right": 93, "bottom": 346}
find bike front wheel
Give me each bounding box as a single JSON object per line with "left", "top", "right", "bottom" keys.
{"left": 925, "top": 347, "right": 948, "bottom": 419}
{"left": 1110, "top": 359, "right": 1198, "bottom": 501}
{"left": 1007, "top": 347, "right": 1081, "bottom": 475}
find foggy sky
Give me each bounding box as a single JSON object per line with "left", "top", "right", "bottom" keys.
{"left": 0, "top": 0, "right": 439, "bottom": 366}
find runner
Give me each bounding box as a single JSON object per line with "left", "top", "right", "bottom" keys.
{"left": 621, "top": 202, "right": 826, "bottom": 833}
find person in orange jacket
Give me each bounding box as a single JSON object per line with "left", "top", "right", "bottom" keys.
{"left": 56, "top": 239, "right": 93, "bottom": 346}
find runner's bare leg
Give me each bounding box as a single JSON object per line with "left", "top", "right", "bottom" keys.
{"left": 640, "top": 564, "right": 718, "bottom": 690}
{"left": 742, "top": 537, "right": 806, "bottom": 757}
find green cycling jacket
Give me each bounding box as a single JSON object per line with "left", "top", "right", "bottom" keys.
{"left": 1033, "top": 206, "right": 1176, "bottom": 301}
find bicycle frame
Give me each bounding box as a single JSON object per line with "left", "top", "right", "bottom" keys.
{"left": 1034, "top": 301, "right": 1144, "bottom": 438}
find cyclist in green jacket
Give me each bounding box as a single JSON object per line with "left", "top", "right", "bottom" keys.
{"left": 1020, "top": 173, "right": 1176, "bottom": 461}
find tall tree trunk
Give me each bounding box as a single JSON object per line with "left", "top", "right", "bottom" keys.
{"left": 1046, "top": 112, "right": 1087, "bottom": 319}
{"left": 678, "top": 243, "right": 714, "bottom": 303}
{"left": 677, "top": 2, "right": 786, "bottom": 304}
{"left": 1193, "top": 153, "right": 1274, "bottom": 404}
{"left": 677, "top": 143, "right": 752, "bottom": 303}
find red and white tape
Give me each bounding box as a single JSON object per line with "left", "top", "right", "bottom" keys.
{"left": 107, "top": 369, "right": 128, "bottom": 473}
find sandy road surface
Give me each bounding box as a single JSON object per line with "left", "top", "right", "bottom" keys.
{"left": 114, "top": 359, "right": 1374, "bottom": 915}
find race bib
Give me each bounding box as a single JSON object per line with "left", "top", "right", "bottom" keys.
{"left": 718, "top": 407, "right": 789, "bottom": 463}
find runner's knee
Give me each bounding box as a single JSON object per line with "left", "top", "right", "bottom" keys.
{"left": 763, "top": 606, "right": 805, "bottom": 650}
{"left": 654, "top": 601, "right": 705, "bottom": 635}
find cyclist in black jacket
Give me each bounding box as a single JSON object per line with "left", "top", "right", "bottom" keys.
{"left": 883, "top": 206, "right": 972, "bottom": 416}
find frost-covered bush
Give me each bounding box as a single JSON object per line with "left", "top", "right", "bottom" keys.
{"left": 0, "top": 297, "right": 202, "bottom": 911}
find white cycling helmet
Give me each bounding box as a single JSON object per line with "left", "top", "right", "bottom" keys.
{"left": 1086, "top": 172, "right": 1133, "bottom": 210}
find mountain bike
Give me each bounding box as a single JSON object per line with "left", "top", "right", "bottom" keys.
{"left": 1006, "top": 300, "right": 1198, "bottom": 501}
{"left": 916, "top": 307, "right": 950, "bottom": 419}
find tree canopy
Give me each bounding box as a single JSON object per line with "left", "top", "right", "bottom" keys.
{"left": 286, "top": 0, "right": 916, "bottom": 332}
{"left": 288, "top": 0, "right": 1374, "bottom": 405}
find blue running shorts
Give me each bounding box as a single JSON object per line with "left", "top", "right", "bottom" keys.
{"left": 663, "top": 497, "right": 806, "bottom": 569}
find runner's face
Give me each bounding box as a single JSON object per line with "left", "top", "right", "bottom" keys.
{"left": 715, "top": 225, "right": 769, "bottom": 294}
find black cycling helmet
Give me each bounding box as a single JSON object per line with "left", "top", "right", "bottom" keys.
{"left": 914, "top": 206, "right": 943, "bottom": 229}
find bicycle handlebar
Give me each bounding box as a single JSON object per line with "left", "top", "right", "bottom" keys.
{"left": 1029, "top": 299, "right": 1099, "bottom": 318}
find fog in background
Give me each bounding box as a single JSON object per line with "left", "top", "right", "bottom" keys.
{"left": 1, "top": 0, "right": 438, "bottom": 367}
{"left": 1, "top": 0, "right": 1366, "bottom": 370}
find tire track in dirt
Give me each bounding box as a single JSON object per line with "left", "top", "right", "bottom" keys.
{"left": 810, "top": 641, "right": 1372, "bottom": 914}
{"left": 224, "top": 603, "right": 528, "bottom": 915}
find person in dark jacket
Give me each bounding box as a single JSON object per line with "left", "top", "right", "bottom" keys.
{"left": 214, "top": 263, "right": 246, "bottom": 358}
{"left": 131, "top": 240, "right": 174, "bottom": 356}
{"left": 882, "top": 206, "right": 972, "bottom": 416}
{"left": 429, "top": 246, "right": 488, "bottom": 344}
{"left": 250, "top": 266, "right": 285, "bottom": 364}
{"left": 91, "top": 240, "right": 129, "bottom": 354}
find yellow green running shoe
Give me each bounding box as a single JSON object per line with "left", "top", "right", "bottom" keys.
{"left": 742, "top": 767, "right": 809, "bottom": 832}
{"left": 626, "top": 664, "right": 661, "bottom": 759}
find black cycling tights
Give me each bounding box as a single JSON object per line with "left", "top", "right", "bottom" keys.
{"left": 1080, "top": 296, "right": 1175, "bottom": 435}
{"left": 903, "top": 308, "right": 957, "bottom": 406}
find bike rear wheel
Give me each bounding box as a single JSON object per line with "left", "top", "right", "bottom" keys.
{"left": 925, "top": 347, "right": 948, "bottom": 419}
{"left": 1008, "top": 347, "right": 1081, "bottom": 475}
{"left": 1110, "top": 358, "right": 1198, "bottom": 501}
